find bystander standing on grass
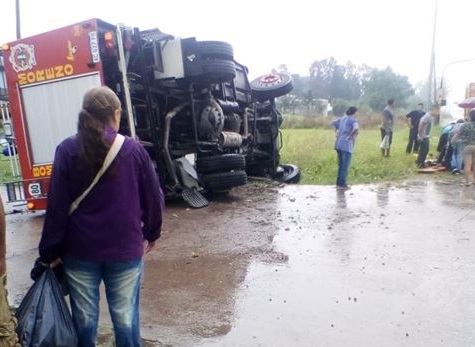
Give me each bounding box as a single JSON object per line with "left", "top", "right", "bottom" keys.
{"left": 331, "top": 106, "right": 359, "bottom": 190}
{"left": 415, "top": 107, "right": 433, "bottom": 168}
{"left": 405, "top": 103, "right": 425, "bottom": 154}
{"left": 279, "top": 117, "right": 442, "bottom": 185}
{"left": 381, "top": 99, "right": 395, "bottom": 157}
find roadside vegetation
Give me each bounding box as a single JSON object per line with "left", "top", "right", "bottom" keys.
{"left": 0, "top": 120, "right": 443, "bottom": 187}
{"left": 0, "top": 114, "right": 445, "bottom": 187}
{"left": 0, "top": 154, "right": 16, "bottom": 183}
{"left": 272, "top": 56, "right": 451, "bottom": 185}
{"left": 280, "top": 114, "right": 441, "bottom": 185}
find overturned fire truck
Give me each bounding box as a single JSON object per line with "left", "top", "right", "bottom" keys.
{"left": 2, "top": 18, "right": 299, "bottom": 209}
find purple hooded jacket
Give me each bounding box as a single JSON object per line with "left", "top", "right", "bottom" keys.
{"left": 39, "top": 128, "right": 164, "bottom": 263}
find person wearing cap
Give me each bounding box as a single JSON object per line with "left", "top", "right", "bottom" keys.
{"left": 331, "top": 106, "right": 359, "bottom": 190}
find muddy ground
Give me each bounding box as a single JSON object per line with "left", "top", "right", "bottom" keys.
{"left": 6, "top": 175, "right": 475, "bottom": 347}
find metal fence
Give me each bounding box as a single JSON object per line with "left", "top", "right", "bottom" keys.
{"left": 0, "top": 102, "right": 24, "bottom": 203}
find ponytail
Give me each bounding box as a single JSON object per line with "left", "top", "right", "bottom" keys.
{"left": 77, "top": 87, "right": 121, "bottom": 178}
{"left": 77, "top": 108, "right": 110, "bottom": 178}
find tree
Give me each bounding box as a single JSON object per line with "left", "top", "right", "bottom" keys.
{"left": 290, "top": 74, "right": 310, "bottom": 96}
{"left": 302, "top": 90, "right": 315, "bottom": 116}
{"left": 309, "top": 57, "right": 337, "bottom": 99}
{"left": 276, "top": 60, "right": 415, "bottom": 118}
{"left": 309, "top": 58, "right": 362, "bottom": 100}
{"left": 362, "top": 67, "right": 414, "bottom": 111}
{"left": 277, "top": 94, "right": 299, "bottom": 115}
{"left": 330, "top": 98, "right": 353, "bottom": 117}
{"left": 276, "top": 64, "right": 290, "bottom": 74}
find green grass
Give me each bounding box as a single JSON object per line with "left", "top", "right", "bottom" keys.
{"left": 280, "top": 128, "right": 441, "bottom": 185}
{"left": 0, "top": 155, "right": 18, "bottom": 183}
{"left": 0, "top": 128, "right": 442, "bottom": 186}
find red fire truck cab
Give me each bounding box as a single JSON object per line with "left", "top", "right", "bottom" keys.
{"left": 2, "top": 18, "right": 298, "bottom": 210}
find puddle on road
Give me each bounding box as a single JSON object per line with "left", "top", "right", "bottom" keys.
{"left": 199, "top": 182, "right": 475, "bottom": 347}
{"left": 6, "top": 181, "right": 475, "bottom": 347}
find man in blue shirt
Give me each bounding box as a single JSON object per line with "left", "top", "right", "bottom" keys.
{"left": 331, "top": 106, "right": 359, "bottom": 190}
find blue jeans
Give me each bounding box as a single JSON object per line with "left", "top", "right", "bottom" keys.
{"left": 336, "top": 149, "right": 352, "bottom": 187}
{"left": 451, "top": 141, "right": 463, "bottom": 171}
{"left": 63, "top": 258, "right": 143, "bottom": 347}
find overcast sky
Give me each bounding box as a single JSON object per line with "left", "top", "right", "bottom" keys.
{"left": 2, "top": 0, "right": 475, "bottom": 107}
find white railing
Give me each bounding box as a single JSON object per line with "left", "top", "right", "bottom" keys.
{"left": 0, "top": 102, "right": 26, "bottom": 203}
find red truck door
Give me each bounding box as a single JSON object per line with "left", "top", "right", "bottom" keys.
{"left": 2, "top": 19, "right": 109, "bottom": 210}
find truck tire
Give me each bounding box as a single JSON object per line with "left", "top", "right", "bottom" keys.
{"left": 251, "top": 73, "right": 294, "bottom": 101}
{"left": 201, "top": 59, "right": 236, "bottom": 83}
{"left": 197, "top": 41, "right": 234, "bottom": 60}
{"left": 201, "top": 170, "right": 248, "bottom": 191}
{"left": 275, "top": 164, "right": 301, "bottom": 184}
{"left": 196, "top": 154, "right": 246, "bottom": 173}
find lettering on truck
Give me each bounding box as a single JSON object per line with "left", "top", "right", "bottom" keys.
{"left": 32, "top": 165, "right": 53, "bottom": 178}
{"left": 18, "top": 64, "right": 74, "bottom": 85}
{"left": 89, "top": 31, "right": 100, "bottom": 64}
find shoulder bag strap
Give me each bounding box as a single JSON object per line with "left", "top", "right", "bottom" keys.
{"left": 69, "top": 134, "right": 125, "bottom": 215}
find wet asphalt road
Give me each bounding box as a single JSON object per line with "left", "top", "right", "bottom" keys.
{"left": 5, "top": 178, "right": 475, "bottom": 346}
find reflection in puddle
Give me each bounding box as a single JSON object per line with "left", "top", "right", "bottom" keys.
{"left": 199, "top": 182, "right": 475, "bottom": 347}
{"left": 336, "top": 190, "right": 347, "bottom": 208}
{"left": 376, "top": 185, "right": 389, "bottom": 208}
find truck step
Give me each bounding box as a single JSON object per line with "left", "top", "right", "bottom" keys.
{"left": 182, "top": 187, "right": 209, "bottom": 208}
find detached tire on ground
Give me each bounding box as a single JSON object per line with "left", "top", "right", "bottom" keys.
{"left": 201, "top": 170, "right": 248, "bottom": 191}
{"left": 274, "top": 164, "right": 301, "bottom": 184}
{"left": 196, "top": 154, "right": 246, "bottom": 173}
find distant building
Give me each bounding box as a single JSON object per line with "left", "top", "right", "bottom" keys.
{"left": 0, "top": 50, "right": 7, "bottom": 101}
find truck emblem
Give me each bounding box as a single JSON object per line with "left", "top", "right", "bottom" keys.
{"left": 9, "top": 43, "right": 37, "bottom": 72}
{"left": 67, "top": 40, "right": 78, "bottom": 61}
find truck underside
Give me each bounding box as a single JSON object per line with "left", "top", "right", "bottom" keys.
{"left": 100, "top": 24, "right": 299, "bottom": 207}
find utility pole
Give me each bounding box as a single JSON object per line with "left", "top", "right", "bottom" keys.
{"left": 16, "top": 0, "right": 21, "bottom": 39}
{"left": 427, "top": 0, "right": 440, "bottom": 124}
{"left": 428, "top": 0, "right": 438, "bottom": 108}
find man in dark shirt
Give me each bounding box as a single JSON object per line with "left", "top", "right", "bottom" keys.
{"left": 406, "top": 103, "right": 425, "bottom": 154}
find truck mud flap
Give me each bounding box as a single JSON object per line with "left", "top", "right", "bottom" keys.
{"left": 175, "top": 158, "right": 209, "bottom": 208}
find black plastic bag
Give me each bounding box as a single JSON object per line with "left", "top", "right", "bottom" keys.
{"left": 30, "top": 258, "right": 68, "bottom": 296}
{"left": 15, "top": 268, "right": 77, "bottom": 347}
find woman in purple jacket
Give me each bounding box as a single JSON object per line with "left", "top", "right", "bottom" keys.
{"left": 39, "top": 87, "right": 164, "bottom": 347}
